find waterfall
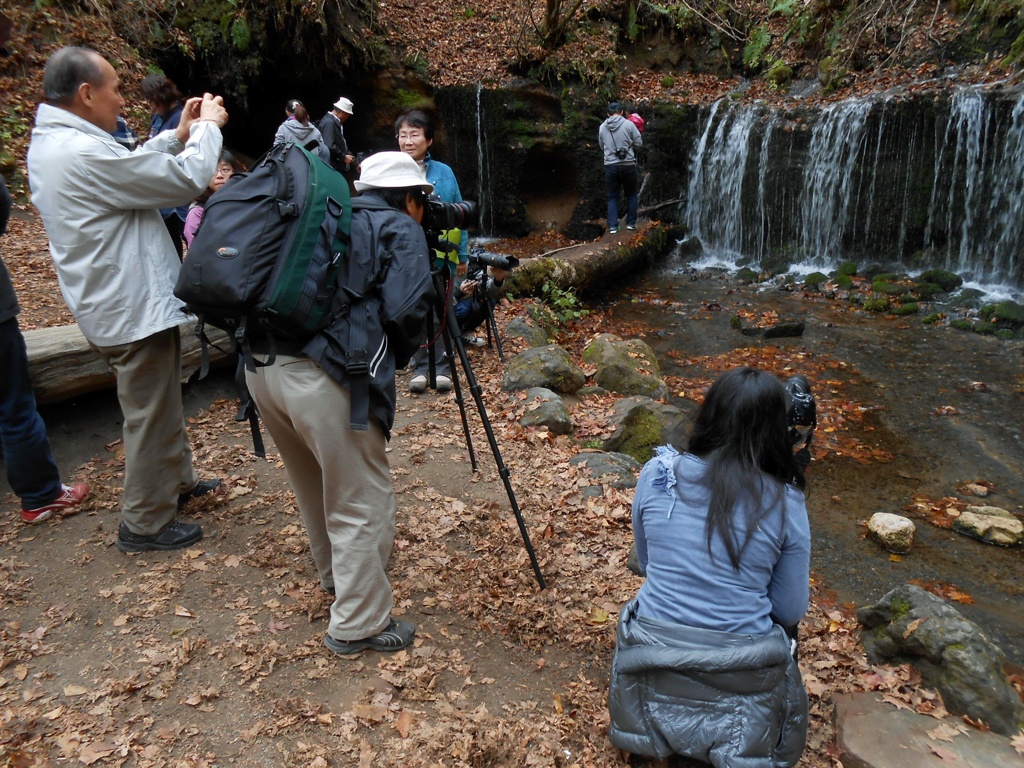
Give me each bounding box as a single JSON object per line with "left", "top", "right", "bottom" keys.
{"left": 474, "top": 84, "right": 493, "bottom": 234}
{"left": 799, "top": 99, "right": 873, "bottom": 265}
{"left": 679, "top": 85, "right": 1024, "bottom": 288}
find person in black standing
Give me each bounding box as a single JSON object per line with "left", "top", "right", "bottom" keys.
{"left": 317, "top": 96, "right": 355, "bottom": 174}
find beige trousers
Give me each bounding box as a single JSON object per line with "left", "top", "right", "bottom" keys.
{"left": 246, "top": 355, "right": 396, "bottom": 641}
{"left": 91, "top": 327, "right": 198, "bottom": 535}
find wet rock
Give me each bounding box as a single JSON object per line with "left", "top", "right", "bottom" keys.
{"left": 504, "top": 316, "right": 550, "bottom": 347}
{"left": 857, "top": 584, "right": 1024, "bottom": 736}
{"left": 677, "top": 236, "right": 703, "bottom": 257}
{"left": 952, "top": 506, "right": 1023, "bottom": 547}
{"left": 519, "top": 387, "right": 573, "bottom": 435}
{"left": 568, "top": 451, "right": 641, "bottom": 490}
{"left": 581, "top": 333, "right": 668, "bottom": 399}
{"left": 763, "top": 320, "right": 806, "bottom": 339}
{"left": 501, "top": 345, "right": 585, "bottom": 394}
{"left": 867, "top": 513, "right": 915, "bottom": 554}
{"left": 834, "top": 692, "right": 1023, "bottom": 768}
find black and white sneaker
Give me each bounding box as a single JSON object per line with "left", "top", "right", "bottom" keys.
{"left": 462, "top": 334, "right": 486, "bottom": 347}
{"left": 324, "top": 618, "right": 416, "bottom": 654}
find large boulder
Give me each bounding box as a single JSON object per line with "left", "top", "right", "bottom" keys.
{"left": 519, "top": 387, "right": 573, "bottom": 435}
{"left": 581, "top": 333, "right": 668, "bottom": 399}
{"left": 602, "top": 396, "right": 691, "bottom": 464}
{"left": 857, "top": 584, "right": 1024, "bottom": 736}
{"left": 953, "top": 506, "right": 1023, "bottom": 547}
{"left": 501, "top": 345, "right": 586, "bottom": 394}
{"left": 867, "top": 512, "right": 916, "bottom": 554}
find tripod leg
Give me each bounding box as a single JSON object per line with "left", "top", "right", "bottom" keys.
{"left": 442, "top": 296, "right": 546, "bottom": 591}
{"left": 438, "top": 310, "right": 479, "bottom": 472}
{"left": 483, "top": 298, "right": 505, "bottom": 363}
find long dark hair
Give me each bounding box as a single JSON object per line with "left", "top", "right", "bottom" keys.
{"left": 682, "top": 367, "right": 806, "bottom": 570}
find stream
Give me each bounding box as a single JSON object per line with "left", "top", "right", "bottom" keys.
{"left": 603, "top": 250, "right": 1024, "bottom": 665}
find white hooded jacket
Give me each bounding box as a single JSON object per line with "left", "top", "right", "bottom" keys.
{"left": 27, "top": 103, "right": 222, "bottom": 346}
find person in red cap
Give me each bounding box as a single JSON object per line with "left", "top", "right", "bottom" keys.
{"left": 598, "top": 101, "right": 643, "bottom": 234}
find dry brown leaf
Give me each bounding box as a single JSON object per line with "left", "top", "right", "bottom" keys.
{"left": 930, "top": 745, "right": 958, "bottom": 760}
{"left": 395, "top": 708, "right": 413, "bottom": 738}
{"left": 78, "top": 741, "right": 117, "bottom": 765}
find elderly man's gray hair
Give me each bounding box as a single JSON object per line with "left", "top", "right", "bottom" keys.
{"left": 43, "top": 46, "right": 105, "bottom": 106}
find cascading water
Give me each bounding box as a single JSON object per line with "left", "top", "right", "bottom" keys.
{"left": 680, "top": 85, "right": 1024, "bottom": 289}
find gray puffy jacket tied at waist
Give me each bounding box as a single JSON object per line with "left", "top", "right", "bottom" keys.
{"left": 608, "top": 600, "right": 808, "bottom": 767}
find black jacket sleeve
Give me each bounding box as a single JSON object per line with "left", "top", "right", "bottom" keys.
{"left": 379, "top": 215, "right": 435, "bottom": 367}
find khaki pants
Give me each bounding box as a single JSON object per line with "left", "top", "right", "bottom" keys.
{"left": 246, "top": 355, "right": 395, "bottom": 641}
{"left": 91, "top": 327, "right": 198, "bottom": 536}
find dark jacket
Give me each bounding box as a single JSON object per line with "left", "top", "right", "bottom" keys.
{"left": 0, "top": 175, "right": 18, "bottom": 323}
{"left": 302, "top": 194, "right": 434, "bottom": 438}
{"left": 608, "top": 600, "right": 808, "bottom": 767}
{"left": 316, "top": 112, "right": 350, "bottom": 173}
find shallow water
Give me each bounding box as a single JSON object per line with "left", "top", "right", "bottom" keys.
{"left": 605, "top": 258, "right": 1024, "bottom": 664}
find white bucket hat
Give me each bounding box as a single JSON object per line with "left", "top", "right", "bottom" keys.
{"left": 333, "top": 97, "right": 354, "bottom": 114}
{"left": 354, "top": 152, "right": 434, "bottom": 193}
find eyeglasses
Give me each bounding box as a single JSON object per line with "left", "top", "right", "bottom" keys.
{"left": 397, "top": 131, "right": 425, "bottom": 141}
{"left": 213, "top": 165, "right": 233, "bottom": 177}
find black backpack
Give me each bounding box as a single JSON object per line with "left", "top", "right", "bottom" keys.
{"left": 174, "top": 142, "right": 352, "bottom": 453}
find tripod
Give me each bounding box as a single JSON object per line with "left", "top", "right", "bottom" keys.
{"left": 418, "top": 246, "right": 546, "bottom": 591}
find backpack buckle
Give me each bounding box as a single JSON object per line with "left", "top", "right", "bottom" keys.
{"left": 347, "top": 348, "right": 369, "bottom": 376}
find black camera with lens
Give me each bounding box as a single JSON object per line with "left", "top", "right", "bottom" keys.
{"left": 469, "top": 251, "right": 519, "bottom": 272}
{"left": 422, "top": 195, "right": 479, "bottom": 232}
{"left": 784, "top": 374, "right": 816, "bottom": 450}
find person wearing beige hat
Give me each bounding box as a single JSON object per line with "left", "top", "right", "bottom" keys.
{"left": 317, "top": 96, "right": 355, "bottom": 173}
{"left": 245, "top": 151, "right": 434, "bottom": 655}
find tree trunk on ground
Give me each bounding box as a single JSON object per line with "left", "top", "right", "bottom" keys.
{"left": 25, "top": 321, "right": 232, "bottom": 405}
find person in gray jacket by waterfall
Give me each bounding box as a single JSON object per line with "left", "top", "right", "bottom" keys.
{"left": 274, "top": 99, "right": 331, "bottom": 164}
{"left": 598, "top": 101, "right": 643, "bottom": 234}
{"left": 609, "top": 366, "right": 811, "bottom": 766}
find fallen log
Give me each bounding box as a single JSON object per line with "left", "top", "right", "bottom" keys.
{"left": 25, "top": 320, "right": 232, "bottom": 405}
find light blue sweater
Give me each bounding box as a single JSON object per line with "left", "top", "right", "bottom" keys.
{"left": 632, "top": 446, "right": 811, "bottom": 634}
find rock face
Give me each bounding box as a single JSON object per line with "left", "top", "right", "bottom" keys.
{"left": 501, "top": 345, "right": 585, "bottom": 394}
{"left": 867, "top": 513, "right": 916, "bottom": 554}
{"left": 857, "top": 584, "right": 1024, "bottom": 736}
{"left": 581, "top": 334, "right": 668, "bottom": 399}
{"left": 953, "top": 506, "right": 1023, "bottom": 546}
{"left": 519, "top": 387, "right": 573, "bottom": 435}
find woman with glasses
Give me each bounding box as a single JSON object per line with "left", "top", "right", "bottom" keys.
{"left": 182, "top": 150, "right": 245, "bottom": 250}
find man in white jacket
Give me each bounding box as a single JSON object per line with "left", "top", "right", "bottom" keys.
{"left": 27, "top": 47, "right": 228, "bottom": 552}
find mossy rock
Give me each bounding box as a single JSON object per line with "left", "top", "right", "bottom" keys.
{"left": 918, "top": 269, "right": 964, "bottom": 292}
{"left": 995, "top": 329, "right": 1016, "bottom": 340}
{"left": 913, "top": 282, "right": 943, "bottom": 301}
{"left": 986, "top": 301, "right": 1024, "bottom": 328}
{"left": 602, "top": 408, "right": 664, "bottom": 465}
{"left": 950, "top": 319, "right": 975, "bottom": 331}
{"left": 948, "top": 288, "right": 986, "bottom": 309}
{"left": 873, "top": 279, "right": 910, "bottom": 296}
{"left": 922, "top": 313, "right": 942, "bottom": 325}
{"left": 765, "top": 61, "right": 793, "bottom": 88}
{"left": 873, "top": 272, "right": 901, "bottom": 282}
{"left": 864, "top": 298, "right": 890, "bottom": 313}
{"left": 736, "top": 267, "right": 759, "bottom": 283}
{"left": 835, "top": 274, "right": 854, "bottom": 290}
{"left": 804, "top": 271, "right": 828, "bottom": 287}
{"left": 892, "top": 303, "right": 918, "bottom": 316}
{"left": 898, "top": 293, "right": 919, "bottom": 305}
{"left": 974, "top": 321, "right": 999, "bottom": 335}
{"left": 836, "top": 261, "right": 858, "bottom": 277}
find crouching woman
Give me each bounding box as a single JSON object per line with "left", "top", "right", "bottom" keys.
{"left": 609, "top": 366, "right": 811, "bottom": 767}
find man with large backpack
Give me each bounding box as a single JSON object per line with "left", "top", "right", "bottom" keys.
{"left": 244, "top": 151, "right": 434, "bottom": 654}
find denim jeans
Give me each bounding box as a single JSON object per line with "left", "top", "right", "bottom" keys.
{"left": 0, "top": 317, "right": 61, "bottom": 508}
{"left": 605, "top": 163, "right": 639, "bottom": 229}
